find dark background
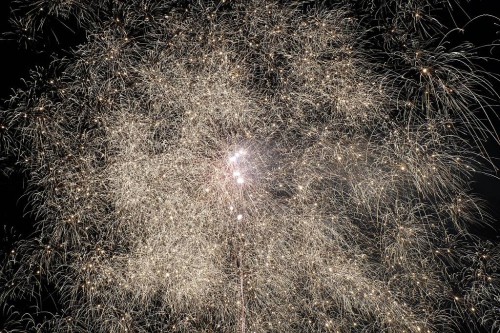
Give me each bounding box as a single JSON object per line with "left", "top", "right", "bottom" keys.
{"left": 0, "top": 0, "right": 499, "bottom": 331}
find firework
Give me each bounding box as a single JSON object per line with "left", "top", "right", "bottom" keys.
{"left": 1, "top": 0, "right": 499, "bottom": 332}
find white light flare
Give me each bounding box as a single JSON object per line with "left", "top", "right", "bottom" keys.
{"left": 228, "top": 148, "right": 248, "bottom": 185}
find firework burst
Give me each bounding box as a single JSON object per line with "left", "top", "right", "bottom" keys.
{"left": 1, "top": 0, "right": 499, "bottom": 332}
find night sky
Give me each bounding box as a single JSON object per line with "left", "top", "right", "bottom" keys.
{"left": 1, "top": 0, "right": 500, "bottom": 332}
